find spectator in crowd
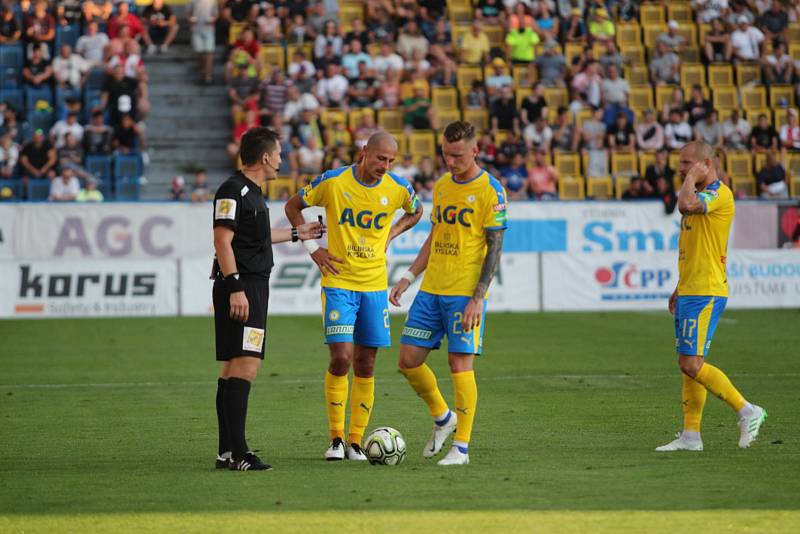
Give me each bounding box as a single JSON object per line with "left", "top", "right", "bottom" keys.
{"left": 551, "top": 106, "right": 578, "bottom": 152}
{"left": 520, "top": 83, "right": 547, "bottom": 126}
{"left": 227, "top": 61, "right": 258, "bottom": 117}
{"left": 325, "top": 119, "right": 351, "bottom": 151}
{"left": 22, "top": 46, "right": 53, "bottom": 88}
{"left": 224, "top": 0, "right": 258, "bottom": 24}
{"left": 622, "top": 175, "right": 647, "bottom": 200}
{"left": 598, "top": 41, "right": 625, "bottom": 75}
{"left": 528, "top": 148, "right": 559, "bottom": 200}
{"left": 749, "top": 113, "right": 779, "bottom": 153}
{"left": 290, "top": 134, "right": 324, "bottom": 177}
{"left": 722, "top": 109, "right": 752, "bottom": 151}
{"left": 618, "top": 0, "right": 640, "bottom": 22}
{"left": 581, "top": 106, "right": 608, "bottom": 178}
{"left": 20, "top": 129, "right": 57, "bottom": 184}
{"left": 58, "top": 132, "right": 92, "bottom": 180}
{"left": 461, "top": 20, "right": 491, "bottom": 65}
{"left": 342, "top": 40, "right": 372, "bottom": 79}
{"left": 75, "top": 21, "right": 110, "bottom": 66}
{"left": 703, "top": 18, "right": 732, "bottom": 64}
{"left": 0, "top": 133, "right": 19, "bottom": 178}
{"left": 726, "top": 1, "right": 756, "bottom": 27}
{"left": 608, "top": 111, "right": 636, "bottom": 153}
{"left": 402, "top": 81, "right": 434, "bottom": 130}
{"left": 392, "top": 153, "right": 419, "bottom": 182}
{"left": 644, "top": 148, "right": 676, "bottom": 196}
{"left": 142, "top": 0, "right": 179, "bottom": 55}
{"left": 665, "top": 109, "right": 693, "bottom": 151}
{"left": 76, "top": 175, "right": 103, "bottom": 202}
{"left": 57, "top": 0, "right": 84, "bottom": 27}
{"left": 524, "top": 115, "right": 553, "bottom": 152}
{"left": 373, "top": 42, "right": 404, "bottom": 77}
{"left": 190, "top": 169, "right": 211, "bottom": 203}
{"left": 490, "top": 86, "right": 520, "bottom": 134}
{"left": 84, "top": 110, "right": 114, "bottom": 156}
{"left": 260, "top": 69, "right": 290, "bottom": 116}
{"left": 48, "top": 167, "right": 80, "bottom": 201}
{"left": 352, "top": 112, "right": 378, "bottom": 150}
{"left": 83, "top": 0, "right": 113, "bottom": 24}
{"left": 564, "top": 7, "right": 588, "bottom": 43}
{"left": 0, "top": 106, "right": 19, "bottom": 142}
{"left": 588, "top": 8, "right": 615, "bottom": 45}
{"left": 758, "top": 0, "right": 789, "bottom": 40}
{"left": 779, "top": 109, "right": 800, "bottom": 154}
{"left": 412, "top": 156, "right": 436, "bottom": 195}
{"left": 0, "top": 6, "right": 21, "bottom": 44}
{"left": 486, "top": 58, "right": 513, "bottom": 98}
{"left": 636, "top": 108, "right": 665, "bottom": 151}
{"left": 694, "top": 110, "right": 724, "bottom": 152}
{"left": 757, "top": 151, "right": 789, "bottom": 199}
{"left": 650, "top": 41, "right": 681, "bottom": 86}
{"left": 287, "top": 49, "right": 316, "bottom": 93}
{"left": 25, "top": 0, "right": 56, "bottom": 60}
{"left": 256, "top": 3, "right": 282, "bottom": 43}
{"left": 536, "top": 41, "right": 567, "bottom": 87}
{"left": 188, "top": 0, "right": 218, "bottom": 84}
{"left": 101, "top": 62, "right": 149, "bottom": 128}
{"left": 465, "top": 78, "right": 488, "bottom": 109}
{"left": 601, "top": 64, "right": 630, "bottom": 106}
{"left": 52, "top": 44, "right": 88, "bottom": 90}
{"left": 657, "top": 20, "right": 686, "bottom": 55}
{"left": 506, "top": 19, "right": 541, "bottom": 76}
{"left": 397, "top": 20, "right": 429, "bottom": 60}
{"left": 316, "top": 64, "right": 349, "bottom": 108}
{"left": 108, "top": 2, "right": 144, "bottom": 42}
{"left": 763, "top": 40, "right": 794, "bottom": 85}
{"left": 282, "top": 85, "right": 319, "bottom": 124}
{"left": 572, "top": 59, "right": 603, "bottom": 108}
{"left": 113, "top": 113, "right": 146, "bottom": 154}
{"left": 367, "top": 6, "right": 397, "bottom": 43}
{"left": 684, "top": 85, "right": 713, "bottom": 126}
{"left": 731, "top": 16, "right": 764, "bottom": 63}
{"left": 344, "top": 18, "right": 369, "bottom": 50}
{"left": 500, "top": 152, "right": 529, "bottom": 200}
{"left": 535, "top": 2, "right": 559, "bottom": 41}
{"left": 475, "top": 0, "right": 504, "bottom": 25}
{"left": 694, "top": 0, "right": 730, "bottom": 24}
{"left": 496, "top": 130, "right": 526, "bottom": 168}
{"left": 314, "top": 20, "right": 343, "bottom": 60}
{"left": 661, "top": 86, "right": 685, "bottom": 123}
{"left": 169, "top": 174, "right": 185, "bottom": 201}
{"left": 50, "top": 111, "right": 84, "bottom": 149}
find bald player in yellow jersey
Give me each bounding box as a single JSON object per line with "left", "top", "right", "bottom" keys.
{"left": 390, "top": 121, "right": 508, "bottom": 466}
{"left": 285, "top": 132, "right": 422, "bottom": 461}
{"left": 656, "top": 140, "right": 767, "bottom": 452}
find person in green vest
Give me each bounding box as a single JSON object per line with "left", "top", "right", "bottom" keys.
{"left": 76, "top": 175, "right": 104, "bottom": 202}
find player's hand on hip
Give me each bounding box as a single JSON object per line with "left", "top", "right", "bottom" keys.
{"left": 229, "top": 291, "right": 249, "bottom": 322}
{"left": 389, "top": 279, "right": 409, "bottom": 307}
{"left": 461, "top": 297, "right": 483, "bottom": 332}
{"left": 298, "top": 221, "right": 325, "bottom": 240}
{"left": 668, "top": 290, "right": 678, "bottom": 315}
{"left": 311, "top": 247, "right": 344, "bottom": 275}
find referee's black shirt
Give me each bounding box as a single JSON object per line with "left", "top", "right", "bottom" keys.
{"left": 212, "top": 172, "right": 273, "bottom": 278}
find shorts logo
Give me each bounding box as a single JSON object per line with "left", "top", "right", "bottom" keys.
{"left": 242, "top": 327, "right": 265, "bottom": 352}
{"left": 328, "top": 310, "right": 340, "bottom": 322}
{"left": 215, "top": 199, "right": 236, "bottom": 220}
{"left": 402, "top": 326, "right": 433, "bottom": 340}
{"left": 326, "top": 325, "right": 354, "bottom": 336}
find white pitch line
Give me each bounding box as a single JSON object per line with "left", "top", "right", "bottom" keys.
{"left": 1, "top": 373, "right": 798, "bottom": 390}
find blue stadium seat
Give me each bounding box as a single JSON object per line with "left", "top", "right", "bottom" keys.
{"left": 0, "top": 45, "right": 24, "bottom": 70}
{"left": 115, "top": 176, "right": 141, "bottom": 201}
{"left": 25, "top": 85, "right": 53, "bottom": 111}
{"left": 55, "top": 24, "right": 80, "bottom": 50}
{"left": 85, "top": 154, "right": 113, "bottom": 181}
{"left": 114, "top": 153, "right": 143, "bottom": 180}
{"left": 28, "top": 110, "right": 54, "bottom": 133}
{"left": 17, "top": 121, "right": 32, "bottom": 143}
{"left": 0, "top": 87, "right": 23, "bottom": 112}
{"left": 0, "top": 66, "right": 19, "bottom": 88}
{"left": 85, "top": 67, "right": 106, "bottom": 92}
{"left": 55, "top": 86, "right": 81, "bottom": 118}
{"left": 27, "top": 179, "right": 51, "bottom": 201}
{"left": 0, "top": 178, "right": 23, "bottom": 199}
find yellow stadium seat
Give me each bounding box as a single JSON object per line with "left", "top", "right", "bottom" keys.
{"left": 484, "top": 25, "right": 505, "bottom": 48}
{"left": 770, "top": 85, "right": 795, "bottom": 108}
{"left": 790, "top": 174, "right": 800, "bottom": 198}
{"left": 543, "top": 87, "right": 568, "bottom": 108}
{"left": 339, "top": 4, "right": 363, "bottom": 24}
{"left": 228, "top": 22, "right": 247, "bottom": 45}
{"left": 744, "top": 108, "right": 771, "bottom": 125}
{"left": 286, "top": 43, "right": 313, "bottom": 61}
{"left": 494, "top": 129, "right": 510, "bottom": 146}
{"left": 620, "top": 44, "right": 645, "bottom": 64}
{"left": 436, "top": 108, "right": 462, "bottom": 129}
{"left": 611, "top": 152, "right": 638, "bottom": 177}
{"left": 787, "top": 23, "right": 800, "bottom": 42}
{"left": 712, "top": 86, "right": 738, "bottom": 110}
{"left": 587, "top": 176, "right": 613, "bottom": 199}
{"left": 655, "top": 85, "right": 680, "bottom": 111}
{"left": 643, "top": 25, "right": 666, "bottom": 48}
{"left": 581, "top": 151, "right": 608, "bottom": 177}
{"left": 432, "top": 86, "right": 459, "bottom": 110}
{"left": 675, "top": 24, "right": 697, "bottom": 47}
{"left": 639, "top": 151, "right": 656, "bottom": 175}
{"left": 320, "top": 109, "right": 347, "bottom": 129}
{"left": 629, "top": 86, "right": 654, "bottom": 111}
{"left": 348, "top": 108, "right": 375, "bottom": 130}
{"left": 554, "top": 152, "right": 581, "bottom": 178}
{"left": 679, "top": 47, "right": 700, "bottom": 63}
{"left": 732, "top": 176, "right": 756, "bottom": 198}
{"left": 616, "top": 23, "right": 642, "bottom": 48}
{"left": 669, "top": 151, "right": 681, "bottom": 173}
{"left": 668, "top": 5, "right": 693, "bottom": 24}
{"left": 726, "top": 153, "right": 753, "bottom": 177}
{"left": 741, "top": 86, "right": 767, "bottom": 110}
{"left": 448, "top": 4, "right": 472, "bottom": 25}
{"left": 456, "top": 65, "right": 482, "bottom": 90}
{"left": 559, "top": 177, "right": 586, "bottom": 200}
{"left": 565, "top": 42, "right": 585, "bottom": 62}
{"left": 790, "top": 43, "right": 800, "bottom": 62}
{"left": 754, "top": 153, "right": 767, "bottom": 174}
{"left": 698, "top": 24, "right": 711, "bottom": 44}
{"left": 258, "top": 45, "right": 285, "bottom": 79}
{"left": 463, "top": 109, "right": 489, "bottom": 132}
{"left": 736, "top": 63, "right": 761, "bottom": 86}
{"left": 626, "top": 65, "right": 650, "bottom": 86}
{"left": 787, "top": 153, "right": 800, "bottom": 178}
{"left": 268, "top": 177, "right": 296, "bottom": 200}
{"left": 515, "top": 87, "right": 532, "bottom": 110}
{"left": 387, "top": 130, "right": 408, "bottom": 155}
{"left": 615, "top": 175, "right": 633, "bottom": 199}
{"left": 378, "top": 109, "right": 404, "bottom": 131}
{"left": 575, "top": 109, "right": 593, "bottom": 128}
{"left": 708, "top": 65, "right": 733, "bottom": 86}
{"left": 512, "top": 65, "right": 536, "bottom": 87}
{"left": 775, "top": 108, "right": 800, "bottom": 130}
{"left": 641, "top": 5, "right": 666, "bottom": 25}
{"left": 451, "top": 26, "right": 470, "bottom": 52}
{"left": 407, "top": 131, "right": 437, "bottom": 162}
{"left": 680, "top": 64, "right": 705, "bottom": 89}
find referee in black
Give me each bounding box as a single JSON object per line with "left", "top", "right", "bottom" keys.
{"left": 212, "top": 127, "right": 324, "bottom": 471}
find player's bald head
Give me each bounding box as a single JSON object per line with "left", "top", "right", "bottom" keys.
{"left": 366, "top": 131, "right": 398, "bottom": 154}
{"left": 681, "top": 140, "right": 714, "bottom": 162}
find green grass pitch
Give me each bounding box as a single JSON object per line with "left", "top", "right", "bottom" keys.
{"left": 1, "top": 310, "right": 799, "bottom": 533}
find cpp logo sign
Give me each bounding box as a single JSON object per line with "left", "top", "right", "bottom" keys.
{"left": 595, "top": 262, "right": 672, "bottom": 301}
{"left": 53, "top": 215, "right": 175, "bottom": 257}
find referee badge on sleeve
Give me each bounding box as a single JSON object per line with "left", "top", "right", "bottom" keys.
{"left": 242, "top": 327, "right": 265, "bottom": 352}
{"left": 215, "top": 198, "right": 237, "bottom": 220}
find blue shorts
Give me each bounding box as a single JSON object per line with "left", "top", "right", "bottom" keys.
{"left": 674, "top": 295, "right": 727, "bottom": 357}
{"left": 401, "top": 290, "right": 488, "bottom": 355}
{"left": 321, "top": 287, "right": 391, "bottom": 347}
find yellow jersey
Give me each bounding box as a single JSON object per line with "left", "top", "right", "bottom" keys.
{"left": 677, "top": 180, "right": 734, "bottom": 297}
{"left": 420, "top": 170, "right": 508, "bottom": 297}
{"left": 300, "top": 165, "right": 418, "bottom": 291}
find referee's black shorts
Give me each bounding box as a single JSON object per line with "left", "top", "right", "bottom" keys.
{"left": 213, "top": 276, "right": 269, "bottom": 361}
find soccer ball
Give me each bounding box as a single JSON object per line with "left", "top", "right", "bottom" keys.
{"left": 364, "top": 427, "right": 406, "bottom": 465}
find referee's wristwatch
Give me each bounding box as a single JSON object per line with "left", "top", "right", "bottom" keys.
{"left": 291, "top": 227, "right": 299, "bottom": 242}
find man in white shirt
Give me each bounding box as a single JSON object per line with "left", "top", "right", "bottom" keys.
{"left": 287, "top": 49, "right": 316, "bottom": 92}
{"left": 730, "top": 16, "right": 764, "bottom": 62}
{"left": 693, "top": 0, "right": 730, "bottom": 24}
{"left": 391, "top": 153, "right": 419, "bottom": 181}
{"left": 373, "top": 42, "right": 404, "bottom": 78}
{"left": 50, "top": 112, "right": 84, "bottom": 149}
{"left": 721, "top": 109, "right": 751, "bottom": 151}
{"left": 75, "top": 21, "right": 110, "bottom": 65}
{"left": 49, "top": 168, "right": 81, "bottom": 201}
{"left": 664, "top": 109, "right": 693, "bottom": 150}
{"left": 315, "top": 64, "right": 349, "bottom": 107}
{"left": 282, "top": 85, "right": 320, "bottom": 123}
{"left": 53, "top": 44, "right": 88, "bottom": 89}
{"left": 600, "top": 64, "right": 630, "bottom": 105}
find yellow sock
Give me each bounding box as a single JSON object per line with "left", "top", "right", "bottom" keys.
{"left": 694, "top": 363, "right": 747, "bottom": 412}
{"left": 452, "top": 370, "right": 477, "bottom": 444}
{"left": 400, "top": 364, "right": 450, "bottom": 418}
{"left": 682, "top": 373, "right": 707, "bottom": 432}
{"left": 347, "top": 376, "right": 374, "bottom": 446}
{"left": 324, "top": 371, "right": 348, "bottom": 441}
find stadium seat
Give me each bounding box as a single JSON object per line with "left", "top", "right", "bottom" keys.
{"left": 448, "top": 4, "right": 472, "bottom": 25}
{"left": 615, "top": 175, "right": 633, "bottom": 199}
{"left": 85, "top": 155, "right": 113, "bottom": 181}
{"left": 286, "top": 43, "right": 313, "bottom": 61}
{"left": 0, "top": 64, "right": 18, "bottom": 88}
{"left": 744, "top": 108, "right": 770, "bottom": 125}
{"left": 638, "top": 151, "right": 656, "bottom": 176}
{"left": 629, "top": 87, "right": 654, "bottom": 111}
{"left": 407, "top": 131, "right": 436, "bottom": 162}
{"left": 655, "top": 85, "right": 679, "bottom": 111}
{"left": 587, "top": 176, "right": 613, "bottom": 199}
{"left": 770, "top": 85, "right": 795, "bottom": 107}
{"left": 669, "top": 152, "right": 681, "bottom": 174}
{"left": 543, "top": 87, "right": 568, "bottom": 108}
{"left": 377, "top": 109, "right": 403, "bottom": 131}
{"left": 790, "top": 43, "right": 800, "bottom": 62}
{"left": 27, "top": 179, "right": 50, "bottom": 201}
{"left": 787, "top": 154, "right": 800, "bottom": 179}
{"left": 775, "top": 108, "right": 800, "bottom": 129}
{"left": 620, "top": 44, "right": 645, "bottom": 64}
{"left": 29, "top": 110, "right": 54, "bottom": 133}
{"left": 0, "top": 44, "right": 23, "bottom": 70}
{"left": 611, "top": 152, "right": 638, "bottom": 177}
{"left": 268, "top": 177, "right": 296, "bottom": 200}
{"left": 339, "top": 3, "right": 363, "bottom": 23}
{"left": 55, "top": 24, "right": 80, "bottom": 50}
{"left": 708, "top": 65, "right": 734, "bottom": 86}
{"left": 680, "top": 64, "right": 705, "bottom": 89}
{"left": 494, "top": 129, "right": 510, "bottom": 146}
{"left": 726, "top": 153, "right": 753, "bottom": 178}
{"left": 116, "top": 176, "right": 141, "bottom": 201}
{"left": 320, "top": 109, "right": 346, "bottom": 129}
{"left": 712, "top": 86, "right": 738, "bottom": 110}
{"left": 554, "top": 152, "right": 580, "bottom": 178}
{"left": 451, "top": 26, "right": 470, "bottom": 53}
{"left": 389, "top": 130, "right": 408, "bottom": 155}
{"left": 790, "top": 174, "right": 800, "bottom": 199}
{"left": 678, "top": 47, "right": 700, "bottom": 63}
{"left": 558, "top": 177, "right": 585, "bottom": 200}
{"left": 642, "top": 25, "right": 666, "bottom": 48}
{"left": 754, "top": 153, "right": 767, "bottom": 175}
{"left": 456, "top": 65, "right": 482, "bottom": 91}
{"left": 575, "top": 109, "right": 593, "bottom": 128}
{"left": 258, "top": 45, "right": 285, "bottom": 77}
{"left": 436, "top": 108, "right": 461, "bottom": 129}
{"left": 0, "top": 87, "right": 23, "bottom": 112}
{"left": 675, "top": 24, "right": 697, "bottom": 47}
{"left": 625, "top": 65, "right": 650, "bottom": 87}
{"left": 564, "top": 42, "right": 584, "bottom": 63}
{"left": 114, "top": 153, "right": 143, "bottom": 180}
{"left": 736, "top": 63, "right": 761, "bottom": 86}
{"left": 668, "top": 4, "right": 693, "bottom": 24}
{"left": 787, "top": 23, "right": 800, "bottom": 43}
{"left": 432, "top": 86, "right": 458, "bottom": 110}
{"left": 741, "top": 86, "right": 766, "bottom": 110}
{"left": 515, "top": 87, "right": 532, "bottom": 110}
{"left": 698, "top": 24, "right": 711, "bottom": 45}
{"left": 641, "top": 5, "right": 666, "bottom": 25}
{"left": 512, "top": 65, "right": 535, "bottom": 87}
{"left": 732, "top": 175, "right": 755, "bottom": 198}
{"left": 347, "top": 108, "right": 374, "bottom": 130}
{"left": 0, "top": 178, "right": 22, "bottom": 198}
{"left": 463, "top": 109, "right": 489, "bottom": 131}
{"left": 228, "top": 22, "right": 247, "bottom": 44}
{"left": 25, "top": 85, "right": 53, "bottom": 110}
{"left": 616, "top": 23, "right": 642, "bottom": 48}
{"left": 484, "top": 25, "right": 504, "bottom": 48}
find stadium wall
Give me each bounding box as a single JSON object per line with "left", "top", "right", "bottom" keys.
{"left": 0, "top": 203, "right": 798, "bottom": 318}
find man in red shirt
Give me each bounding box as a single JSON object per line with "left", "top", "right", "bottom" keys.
{"left": 527, "top": 148, "right": 559, "bottom": 200}
{"left": 108, "top": 2, "right": 144, "bottom": 41}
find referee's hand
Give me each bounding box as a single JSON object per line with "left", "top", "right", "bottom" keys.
{"left": 229, "top": 291, "right": 249, "bottom": 322}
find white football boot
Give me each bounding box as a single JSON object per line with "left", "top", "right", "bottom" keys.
{"left": 738, "top": 405, "right": 767, "bottom": 448}
{"left": 655, "top": 432, "right": 704, "bottom": 452}
{"left": 325, "top": 437, "right": 345, "bottom": 461}
{"left": 345, "top": 443, "right": 368, "bottom": 461}
{"left": 423, "top": 410, "right": 457, "bottom": 458}
{"left": 437, "top": 445, "right": 470, "bottom": 466}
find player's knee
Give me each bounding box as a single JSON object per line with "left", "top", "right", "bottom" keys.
{"left": 678, "top": 358, "right": 701, "bottom": 378}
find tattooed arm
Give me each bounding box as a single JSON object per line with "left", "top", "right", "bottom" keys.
{"left": 461, "top": 229, "right": 505, "bottom": 332}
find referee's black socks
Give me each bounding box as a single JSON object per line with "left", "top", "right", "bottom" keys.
{"left": 223, "top": 377, "right": 251, "bottom": 460}
{"left": 216, "top": 378, "right": 231, "bottom": 456}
